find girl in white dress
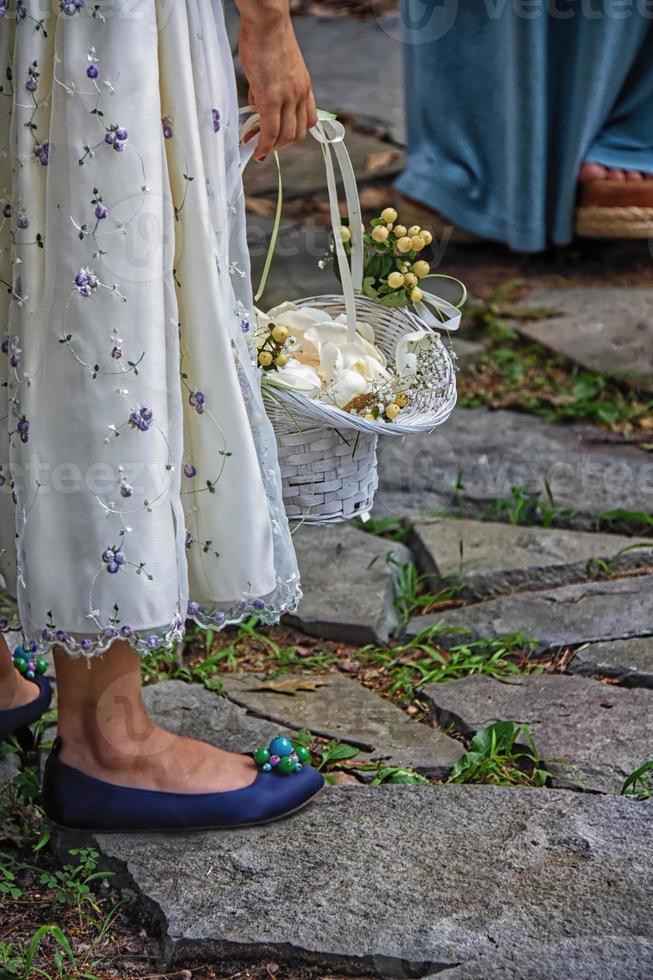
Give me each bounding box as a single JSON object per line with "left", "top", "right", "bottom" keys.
{"left": 0, "top": 0, "right": 324, "bottom": 830}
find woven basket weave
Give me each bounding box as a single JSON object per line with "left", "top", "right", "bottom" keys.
{"left": 264, "top": 294, "right": 456, "bottom": 524}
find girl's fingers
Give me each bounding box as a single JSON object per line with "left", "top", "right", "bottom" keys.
{"left": 255, "top": 102, "right": 281, "bottom": 161}
{"left": 275, "top": 100, "right": 299, "bottom": 153}
{"left": 307, "top": 90, "right": 318, "bottom": 131}
{"left": 294, "top": 99, "right": 309, "bottom": 144}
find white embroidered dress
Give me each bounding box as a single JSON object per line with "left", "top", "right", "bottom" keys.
{"left": 0, "top": 0, "right": 301, "bottom": 657}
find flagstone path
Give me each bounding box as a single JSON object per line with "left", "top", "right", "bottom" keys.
{"left": 43, "top": 12, "right": 653, "bottom": 976}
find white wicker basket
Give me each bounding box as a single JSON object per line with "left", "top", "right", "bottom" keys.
{"left": 242, "top": 111, "right": 459, "bottom": 524}
{"left": 263, "top": 295, "right": 456, "bottom": 524}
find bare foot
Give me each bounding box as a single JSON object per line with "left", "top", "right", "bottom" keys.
{"left": 59, "top": 726, "right": 259, "bottom": 795}
{"left": 0, "top": 666, "right": 42, "bottom": 712}
{"left": 579, "top": 162, "right": 653, "bottom": 183}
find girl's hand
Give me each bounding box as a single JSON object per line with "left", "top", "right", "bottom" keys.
{"left": 236, "top": 0, "right": 317, "bottom": 162}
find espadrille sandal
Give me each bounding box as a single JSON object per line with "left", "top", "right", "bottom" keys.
{"left": 576, "top": 179, "right": 653, "bottom": 239}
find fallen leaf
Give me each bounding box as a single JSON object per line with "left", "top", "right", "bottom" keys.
{"left": 245, "top": 195, "right": 277, "bottom": 218}
{"left": 253, "top": 677, "right": 329, "bottom": 695}
{"left": 365, "top": 148, "right": 402, "bottom": 175}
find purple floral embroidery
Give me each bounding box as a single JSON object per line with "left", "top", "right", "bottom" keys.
{"left": 2, "top": 204, "right": 10, "bottom": 218}
{"left": 105, "top": 125, "right": 128, "bottom": 152}
{"left": 0, "top": 473, "right": 6, "bottom": 488}
{"left": 183, "top": 463, "right": 197, "bottom": 478}
{"left": 87, "top": 64, "right": 99, "bottom": 79}
{"left": 240, "top": 319, "right": 250, "bottom": 333}
{"left": 187, "top": 601, "right": 200, "bottom": 616}
{"left": 120, "top": 482, "right": 133, "bottom": 498}
{"left": 162, "top": 116, "right": 174, "bottom": 140}
{"left": 34, "top": 143, "right": 49, "bottom": 166}
{"left": 95, "top": 203, "right": 108, "bottom": 220}
{"left": 111, "top": 345, "right": 123, "bottom": 359}
{"left": 17, "top": 416, "right": 30, "bottom": 444}
{"left": 212, "top": 108, "right": 221, "bottom": 133}
{"left": 129, "top": 406, "right": 153, "bottom": 432}
{"left": 75, "top": 269, "right": 99, "bottom": 296}
{"left": 185, "top": 530, "right": 192, "bottom": 549}
{"left": 189, "top": 390, "right": 205, "bottom": 415}
{"left": 102, "top": 548, "right": 125, "bottom": 574}
{"left": 60, "top": 0, "right": 85, "bottom": 15}
{"left": 16, "top": 4, "right": 27, "bottom": 20}
{"left": 16, "top": 214, "right": 28, "bottom": 230}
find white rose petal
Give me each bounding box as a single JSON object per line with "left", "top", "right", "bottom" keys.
{"left": 326, "top": 368, "right": 369, "bottom": 408}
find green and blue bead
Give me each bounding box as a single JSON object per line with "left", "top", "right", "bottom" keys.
{"left": 12, "top": 646, "right": 48, "bottom": 681}
{"left": 254, "top": 734, "right": 311, "bottom": 775}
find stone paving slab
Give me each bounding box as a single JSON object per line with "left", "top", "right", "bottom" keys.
{"left": 292, "top": 15, "right": 405, "bottom": 144}
{"left": 222, "top": 672, "right": 463, "bottom": 775}
{"left": 423, "top": 674, "right": 653, "bottom": 794}
{"left": 409, "top": 517, "right": 653, "bottom": 599}
{"left": 374, "top": 407, "right": 653, "bottom": 524}
{"left": 247, "top": 215, "right": 338, "bottom": 311}
{"left": 569, "top": 637, "right": 653, "bottom": 689}
{"left": 443, "top": 938, "right": 653, "bottom": 980}
{"left": 243, "top": 127, "right": 404, "bottom": 200}
{"left": 514, "top": 287, "right": 653, "bottom": 391}
{"left": 142, "top": 681, "right": 280, "bottom": 752}
{"left": 287, "top": 522, "right": 413, "bottom": 644}
{"left": 78, "top": 786, "right": 653, "bottom": 977}
{"left": 405, "top": 574, "right": 653, "bottom": 653}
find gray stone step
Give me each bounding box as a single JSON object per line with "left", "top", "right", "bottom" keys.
{"left": 222, "top": 672, "right": 463, "bottom": 775}
{"left": 422, "top": 673, "right": 653, "bottom": 794}
{"left": 409, "top": 517, "right": 653, "bottom": 599}
{"left": 405, "top": 574, "right": 653, "bottom": 653}
{"left": 243, "top": 126, "right": 404, "bottom": 201}
{"left": 513, "top": 287, "right": 653, "bottom": 392}
{"left": 568, "top": 637, "right": 653, "bottom": 689}
{"left": 374, "top": 406, "right": 653, "bottom": 525}
{"left": 443, "top": 938, "right": 653, "bottom": 980}
{"left": 286, "top": 522, "right": 413, "bottom": 644}
{"left": 142, "top": 680, "right": 281, "bottom": 750}
{"left": 78, "top": 785, "right": 653, "bottom": 977}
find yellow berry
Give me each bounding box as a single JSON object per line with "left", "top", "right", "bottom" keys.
{"left": 387, "top": 271, "right": 405, "bottom": 289}
{"left": 404, "top": 272, "right": 417, "bottom": 287}
{"left": 274, "top": 352, "right": 289, "bottom": 367}
{"left": 407, "top": 225, "right": 421, "bottom": 237}
{"left": 271, "top": 324, "right": 289, "bottom": 344}
{"left": 412, "top": 260, "right": 431, "bottom": 278}
{"left": 340, "top": 225, "right": 352, "bottom": 243}
{"left": 258, "top": 350, "right": 273, "bottom": 367}
{"left": 421, "top": 229, "right": 433, "bottom": 245}
{"left": 410, "top": 287, "right": 423, "bottom": 303}
{"left": 385, "top": 403, "right": 401, "bottom": 421}
{"left": 396, "top": 236, "right": 413, "bottom": 254}
{"left": 393, "top": 225, "right": 407, "bottom": 238}
{"left": 364, "top": 412, "right": 375, "bottom": 421}
{"left": 372, "top": 225, "right": 389, "bottom": 243}
{"left": 395, "top": 392, "right": 408, "bottom": 408}
{"left": 381, "top": 207, "right": 398, "bottom": 224}
{"left": 411, "top": 235, "right": 426, "bottom": 251}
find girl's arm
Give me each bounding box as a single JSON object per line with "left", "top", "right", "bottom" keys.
{"left": 235, "top": 0, "right": 317, "bottom": 161}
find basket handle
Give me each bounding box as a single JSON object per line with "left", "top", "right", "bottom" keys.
{"left": 239, "top": 108, "right": 363, "bottom": 342}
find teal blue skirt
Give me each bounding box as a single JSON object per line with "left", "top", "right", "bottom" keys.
{"left": 395, "top": 3, "right": 653, "bottom": 251}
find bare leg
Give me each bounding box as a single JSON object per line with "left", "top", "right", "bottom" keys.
{"left": 54, "top": 642, "right": 257, "bottom": 793}
{"left": 0, "top": 635, "right": 41, "bottom": 711}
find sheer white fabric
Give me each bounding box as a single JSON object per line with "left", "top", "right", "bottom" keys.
{"left": 0, "top": 0, "right": 301, "bottom": 657}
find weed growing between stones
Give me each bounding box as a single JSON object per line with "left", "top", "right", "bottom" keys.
{"left": 621, "top": 760, "right": 653, "bottom": 799}
{"left": 445, "top": 720, "right": 550, "bottom": 788}
{"left": 460, "top": 284, "right": 653, "bottom": 437}
{"left": 358, "top": 627, "right": 538, "bottom": 700}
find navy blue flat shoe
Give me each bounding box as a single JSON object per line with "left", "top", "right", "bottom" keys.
{"left": 0, "top": 674, "right": 53, "bottom": 744}
{"left": 42, "top": 737, "right": 325, "bottom": 833}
